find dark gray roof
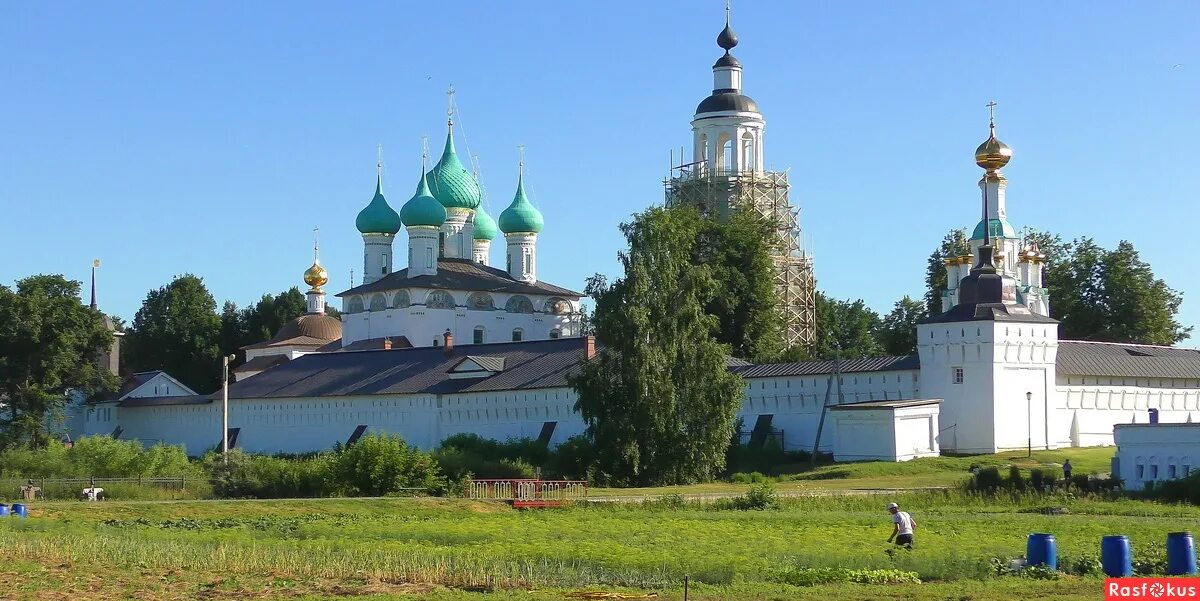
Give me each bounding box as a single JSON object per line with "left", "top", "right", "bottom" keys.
{"left": 1056, "top": 341, "right": 1200, "bottom": 379}
{"left": 922, "top": 302, "right": 1059, "bottom": 325}
{"left": 233, "top": 355, "right": 289, "bottom": 374}
{"left": 336, "top": 258, "right": 582, "bottom": 299}
{"left": 696, "top": 92, "right": 759, "bottom": 116}
{"left": 223, "top": 337, "right": 590, "bottom": 399}
{"left": 714, "top": 54, "right": 741, "bottom": 68}
{"left": 118, "top": 395, "right": 212, "bottom": 408}
{"left": 733, "top": 355, "right": 920, "bottom": 379}
{"left": 117, "top": 371, "right": 163, "bottom": 397}
{"left": 830, "top": 399, "right": 941, "bottom": 411}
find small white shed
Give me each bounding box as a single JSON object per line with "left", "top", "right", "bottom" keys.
{"left": 830, "top": 399, "right": 941, "bottom": 462}
{"left": 1113, "top": 423, "right": 1199, "bottom": 490}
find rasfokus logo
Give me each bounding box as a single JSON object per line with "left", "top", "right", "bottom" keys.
{"left": 1105, "top": 578, "right": 1200, "bottom": 600}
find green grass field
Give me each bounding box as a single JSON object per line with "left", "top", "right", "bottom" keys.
{"left": 1, "top": 480, "right": 1194, "bottom": 601}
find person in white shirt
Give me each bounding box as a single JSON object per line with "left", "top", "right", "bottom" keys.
{"left": 887, "top": 502, "right": 915, "bottom": 549}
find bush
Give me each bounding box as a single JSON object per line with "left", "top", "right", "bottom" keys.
{"left": 971, "top": 467, "right": 1002, "bottom": 492}
{"left": 328, "top": 433, "right": 442, "bottom": 496}
{"left": 1030, "top": 468, "right": 1048, "bottom": 491}
{"left": 1008, "top": 466, "right": 1026, "bottom": 491}
{"left": 1140, "top": 471, "right": 1200, "bottom": 505}
{"left": 546, "top": 435, "right": 594, "bottom": 480}
{"left": 729, "top": 482, "right": 779, "bottom": 510}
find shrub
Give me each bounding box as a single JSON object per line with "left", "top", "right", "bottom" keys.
{"left": 1140, "top": 471, "right": 1200, "bottom": 505}
{"left": 546, "top": 435, "right": 594, "bottom": 480}
{"left": 971, "top": 467, "right": 1002, "bottom": 492}
{"left": 1008, "top": 466, "right": 1026, "bottom": 491}
{"left": 328, "top": 433, "right": 442, "bottom": 496}
{"left": 1030, "top": 468, "right": 1047, "bottom": 491}
{"left": 729, "top": 482, "right": 779, "bottom": 510}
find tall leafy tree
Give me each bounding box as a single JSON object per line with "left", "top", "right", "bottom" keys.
{"left": 924, "top": 228, "right": 970, "bottom": 315}
{"left": 241, "top": 288, "right": 307, "bottom": 344}
{"left": 877, "top": 295, "right": 927, "bottom": 355}
{"left": 569, "top": 206, "right": 743, "bottom": 486}
{"left": 1044, "top": 238, "right": 1189, "bottom": 344}
{"left": 0, "top": 275, "right": 117, "bottom": 446}
{"left": 813, "top": 293, "right": 883, "bottom": 360}
{"left": 696, "top": 206, "right": 785, "bottom": 361}
{"left": 124, "top": 275, "right": 223, "bottom": 394}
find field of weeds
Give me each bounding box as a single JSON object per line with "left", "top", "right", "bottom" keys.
{"left": 0, "top": 490, "right": 1196, "bottom": 600}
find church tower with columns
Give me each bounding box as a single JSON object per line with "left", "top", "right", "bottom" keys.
{"left": 665, "top": 8, "right": 816, "bottom": 351}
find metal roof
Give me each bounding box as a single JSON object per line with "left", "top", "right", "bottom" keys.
{"left": 922, "top": 302, "right": 1059, "bottom": 325}
{"left": 223, "top": 337, "right": 589, "bottom": 400}
{"left": 336, "top": 258, "right": 582, "bottom": 299}
{"left": 1056, "top": 341, "right": 1200, "bottom": 379}
{"left": 733, "top": 355, "right": 920, "bottom": 379}
{"left": 118, "top": 395, "right": 212, "bottom": 408}
{"left": 830, "top": 399, "right": 941, "bottom": 411}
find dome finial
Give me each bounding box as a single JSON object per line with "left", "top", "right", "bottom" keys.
{"left": 304, "top": 226, "right": 330, "bottom": 290}
{"left": 974, "top": 100, "right": 1012, "bottom": 171}
{"left": 376, "top": 143, "right": 384, "bottom": 194}
{"left": 717, "top": 1, "right": 738, "bottom": 53}
{"left": 446, "top": 84, "right": 455, "bottom": 127}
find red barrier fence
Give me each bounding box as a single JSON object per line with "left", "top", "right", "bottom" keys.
{"left": 467, "top": 479, "right": 588, "bottom": 508}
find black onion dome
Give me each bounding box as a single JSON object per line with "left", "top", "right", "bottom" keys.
{"left": 717, "top": 23, "right": 738, "bottom": 51}
{"left": 714, "top": 54, "right": 741, "bottom": 68}
{"left": 696, "top": 92, "right": 759, "bottom": 115}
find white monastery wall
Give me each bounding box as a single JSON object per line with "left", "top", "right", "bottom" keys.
{"left": 1055, "top": 375, "right": 1200, "bottom": 447}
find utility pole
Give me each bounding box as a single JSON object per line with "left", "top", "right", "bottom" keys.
{"left": 222, "top": 354, "right": 236, "bottom": 462}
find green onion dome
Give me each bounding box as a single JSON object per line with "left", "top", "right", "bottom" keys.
{"left": 356, "top": 175, "right": 402, "bottom": 235}
{"left": 972, "top": 217, "right": 1017, "bottom": 240}
{"left": 473, "top": 205, "right": 498, "bottom": 240}
{"left": 498, "top": 172, "right": 544, "bottom": 234}
{"left": 400, "top": 169, "right": 447, "bottom": 228}
{"left": 427, "top": 127, "right": 481, "bottom": 210}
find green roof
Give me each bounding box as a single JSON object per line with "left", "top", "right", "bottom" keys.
{"left": 972, "top": 218, "right": 1017, "bottom": 241}
{"left": 473, "top": 205, "right": 498, "bottom": 240}
{"left": 427, "top": 127, "right": 481, "bottom": 210}
{"left": 355, "top": 176, "right": 402, "bottom": 235}
{"left": 399, "top": 170, "right": 447, "bottom": 228}
{"left": 498, "top": 173, "right": 544, "bottom": 234}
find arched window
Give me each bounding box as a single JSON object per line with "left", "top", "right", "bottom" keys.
{"left": 473, "top": 326, "right": 485, "bottom": 344}
{"left": 505, "top": 295, "right": 534, "bottom": 314}
{"left": 512, "top": 328, "right": 524, "bottom": 342}
{"left": 369, "top": 294, "right": 387, "bottom": 311}
{"left": 544, "top": 297, "right": 571, "bottom": 314}
{"left": 345, "top": 296, "right": 364, "bottom": 313}
{"left": 549, "top": 328, "right": 561, "bottom": 339}
{"left": 466, "top": 292, "right": 495, "bottom": 310}
{"left": 393, "top": 290, "right": 411, "bottom": 309}
{"left": 425, "top": 290, "right": 455, "bottom": 309}
{"left": 699, "top": 133, "right": 709, "bottom": 169}
{"left": 717, "top": 134, "right": 733, "bottom": 174}
{"left": 741, "top": 132, "right": 756, "bottom": 171}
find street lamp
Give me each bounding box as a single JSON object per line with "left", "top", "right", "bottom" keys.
{"left": 1025, "top": 391, "right": 1033, "bottom": 458}
{"left": 222, "top": 354, "right": 237, "bottom": 462}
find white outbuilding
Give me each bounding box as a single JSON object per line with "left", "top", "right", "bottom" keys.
{"left": 1113, "top": 422, "right": 1199, "bottom": 491}
{"left": 830, "top": 400, "right": 942, "bottom": 462}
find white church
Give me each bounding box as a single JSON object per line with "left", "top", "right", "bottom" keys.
{"left": 71, "top": 17, "right": 1200, "bottom": 463}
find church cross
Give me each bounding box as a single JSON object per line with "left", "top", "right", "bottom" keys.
{"left": 986, "top": 101, "right": 998, "bottom": 128}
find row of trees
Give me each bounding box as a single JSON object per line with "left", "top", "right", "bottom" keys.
{"left": 572, "top": 206, "right": 1190, "bottom": 486}
{"left": 122, "top": 276, "right": 339, "bottom": 394}
{"left": 925, "top": 229, "right": 1190, "bottom": 346}
{"left": 0, "top": 272, "right": 338, "bottom": 446}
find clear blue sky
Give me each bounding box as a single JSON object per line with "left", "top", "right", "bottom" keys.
{"left": 2, "top": 1, "right": 1198, "bottom": 339}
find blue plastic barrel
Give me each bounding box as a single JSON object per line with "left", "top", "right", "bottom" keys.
{"left": 1167, "top": 532, "right": 1197, "bottom": 576}
{"left": 1027, "top": 533, "right": 1058, "bottom": 569}
{"left": 9, "top": 504, "right": 27, "bottom": 518}
{"left": 1102, "top": 535, "right": 1133, "bottom": 577}
{"left": 0, "top": 504, "right": 8, "bottom": 517}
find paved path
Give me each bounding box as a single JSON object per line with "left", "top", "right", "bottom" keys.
{"left": 583, "top": 486, "right": 952, "bottom": 503}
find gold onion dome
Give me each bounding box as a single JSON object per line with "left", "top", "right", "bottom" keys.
{"left": 975, "top": 125, "right": 1013, "bottom": 171}
{"left": 304, "top": 260, "right": 329, "bottom": 289}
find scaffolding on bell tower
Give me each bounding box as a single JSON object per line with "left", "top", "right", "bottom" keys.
{"left": 665, "top": 162, "right": 817, "bottom": 352}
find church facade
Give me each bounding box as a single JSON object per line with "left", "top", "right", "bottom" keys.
{"left": 70, "top": 17, "right": 1200, "bottom": 462}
